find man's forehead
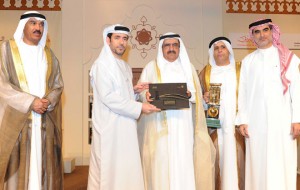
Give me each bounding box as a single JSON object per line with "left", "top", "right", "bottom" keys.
{"left": 111, "top": 33, "right": 128, "bottom": 37}
{"left": 214, "top": 41, "right": 226, "bottom": 47}
{"left": 253, "top": 24, "right": 270, "bottom": 31}
{"left": 163, "top": 38, "right": 179, "bottom": 44}
{"left": 27, "top": 18, "right": 44, "bottom": 23}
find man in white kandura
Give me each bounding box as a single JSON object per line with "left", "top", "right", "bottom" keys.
{"left": 199, "top": 36, "right": 245, "bottom": 190}
{"left": 138, "top": 32, "right": 216, "bottom": 190}
{"left": 88, "top": 24, "right": 159, "bottom": 190}
{"left": 236, "top": 19, "right": 300, "bottom": 190}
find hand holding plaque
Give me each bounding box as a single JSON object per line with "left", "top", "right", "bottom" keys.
{"left": 206, "top": 83, "right": 221, "bottom": 128}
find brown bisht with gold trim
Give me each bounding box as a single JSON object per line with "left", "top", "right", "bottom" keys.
{"left": 0, "top": 40, "right": 64, "bottom": 190}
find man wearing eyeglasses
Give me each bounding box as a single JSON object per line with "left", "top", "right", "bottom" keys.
{"left": 137, "top": 32, "right": 216, "bottom": 190}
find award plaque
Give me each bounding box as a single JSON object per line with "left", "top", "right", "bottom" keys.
{"left": 206, "top": 83, "right": 222, "bottom": 128}
{"left": 149, "top": 83, "right": 190, "bottom": 110}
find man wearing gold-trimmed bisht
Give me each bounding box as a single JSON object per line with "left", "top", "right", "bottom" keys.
{"left": 0, "top": 11, "right": 64, "bottom": 190}
{"left": 137, "top": 32, "right": 216, "bottom": 190}
{"left": 199, "top": 37, "right": 245, "bottom": 190}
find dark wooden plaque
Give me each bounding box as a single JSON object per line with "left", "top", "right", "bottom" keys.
{"left": 149, "top": 83, "right": 190, "bottom": 110}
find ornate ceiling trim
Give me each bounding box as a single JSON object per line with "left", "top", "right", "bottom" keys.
{"left": 0, "top": 0, "right": 61, "bottom": 11}
{"left": 226, "top": 0, "right": 300, "bottom": 14}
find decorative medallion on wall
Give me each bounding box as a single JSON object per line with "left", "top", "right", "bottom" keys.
{"left": 0, "top": 0, "right": 61, "bottom": 10}
{"left": 130, "top": 16, "right": 160, "bottom": 59}
{"left": 226, "top": 0, "right": 300, "bottom": 14}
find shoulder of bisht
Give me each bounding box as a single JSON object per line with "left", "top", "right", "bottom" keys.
{"left": 198, "top": 64, "right": 211, "bottom": 93}
{"left": 0, "top": 40, "right": 11, "bottom": 76}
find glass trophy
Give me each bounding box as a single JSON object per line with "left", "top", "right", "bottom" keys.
{"left": 206, "top": 83, "right": 221, "bottom": 128}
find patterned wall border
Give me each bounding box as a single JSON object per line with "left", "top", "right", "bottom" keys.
{"left": 0, "top": 0, "right": 61, "bottom": 11}
{"left": 226, "top": 0, "right": 300, "bottom": 14}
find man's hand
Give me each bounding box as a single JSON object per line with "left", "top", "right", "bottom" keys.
{"left": 31, "top": 98, "right": 49, "bottom": 114}
{"left": 203, "top": 91, "right": 209, "bottom": 103}
{"left": 238, "top": 124, "right": 249, "bottom": 138}
{"left": 134, "top": 82, "right": 149, "bottom": 94}
{"left": 291, "top": 123, "right": 300, "bottom": 139}
{"left": 146, "top": 91, "right": 152, "bottom": 102}
{"left": 142, "top": 103, "right": 160, "bottom": 114}
{"left": 186, "top": 90, "right": 191, "bottom": 99}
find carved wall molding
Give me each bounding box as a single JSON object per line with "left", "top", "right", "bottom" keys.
{"left": 226, "top": 0, "right": 300, "bottom": 14}
{"left": 0, "top": 0, "right": 61, "bottom": 11}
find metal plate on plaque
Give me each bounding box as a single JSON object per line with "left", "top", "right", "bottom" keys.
{"left": 149, "top": 83, "right": 189, "bottom": 110}
{"left": 206, "top": 83, "right": 222, "bottom": 128}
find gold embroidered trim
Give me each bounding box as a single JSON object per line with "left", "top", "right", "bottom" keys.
{"left": 154, "top": 60, "right": 168, "bottom": 133}
{"left": 204, "top": 64, "right": 211, "bottom": 92}
{"left": 44, "top": 46, "right": 52, "bottom": 94}
{"left": 9, "top": 40, "right": 29, "bottom": 93}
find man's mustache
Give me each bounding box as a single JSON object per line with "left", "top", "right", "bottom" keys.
{"left": 167, "top": 51, "right": 176, "bottom": 54}
{"left": 33, "top": 30, "right": 42, "bottom": 34}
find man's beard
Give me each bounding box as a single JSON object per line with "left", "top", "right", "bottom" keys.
{"left": 113, "top": 48, "right": 125, "bottom": 56}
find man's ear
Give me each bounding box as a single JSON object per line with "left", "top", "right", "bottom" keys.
{"left": 106, "top": 37, "right": 110, "bottom": 44}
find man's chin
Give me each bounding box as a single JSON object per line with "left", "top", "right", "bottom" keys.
{"left": 116, "top": 52, "right": 125, "bottom": 56}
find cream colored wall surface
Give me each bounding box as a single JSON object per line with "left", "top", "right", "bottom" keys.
{"left": 61, "top": 0, "right": 223, "bottom": 165}
{"left": 61, "top": 0, "right": 85, "bottom": 164}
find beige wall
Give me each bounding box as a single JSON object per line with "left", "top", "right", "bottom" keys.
{"left": 61, "top": 0, "right": 85, "bottom": 164}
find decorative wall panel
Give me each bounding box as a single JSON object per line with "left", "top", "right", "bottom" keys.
{"left": 130, "top": 16, "right": 160, "bottom": 59}
{"left": 226, "top": 0, "right": 300, "bottom": 14}
{"left": 0, "top": 0, "right": 61, "bottom": 10}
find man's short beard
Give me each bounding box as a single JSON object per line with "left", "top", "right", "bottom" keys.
{"left": 113, "top": 49, "right": 125, "bottom": 56}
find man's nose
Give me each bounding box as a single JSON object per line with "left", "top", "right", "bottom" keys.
{"left": 35, "top": 25, "right": 42, "bottom": 32}
{"left": 120, "top": 39, "right": 126, "bottom": 44}
{"left": 169, "top": 45, "right": 175, "bottom": 50}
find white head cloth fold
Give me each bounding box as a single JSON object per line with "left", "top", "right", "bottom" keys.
{"left": 208, "top": 36, "right": 235, "bottom": 67}
{"left": 14, "top": 11, "right": 48, "bottom": 48}
{"left": 90, "top": 24, "right": 130, "bottom": 87}
{"left": 157, "top": 32, "right": 195, "bottom": 93}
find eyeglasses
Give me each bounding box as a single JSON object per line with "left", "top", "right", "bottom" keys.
{"left": 162, "top": 43, "right": 180, "bottom": 49}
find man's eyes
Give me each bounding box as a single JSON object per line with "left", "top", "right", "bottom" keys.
{"left": 254, "top": 28, "right": 269, "bottom": 34}
{"left": 113, "top": 37, "right": 128, "bottom": 41}
{"left": 29, "top": 21, "right": 44, "bottom": 26}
